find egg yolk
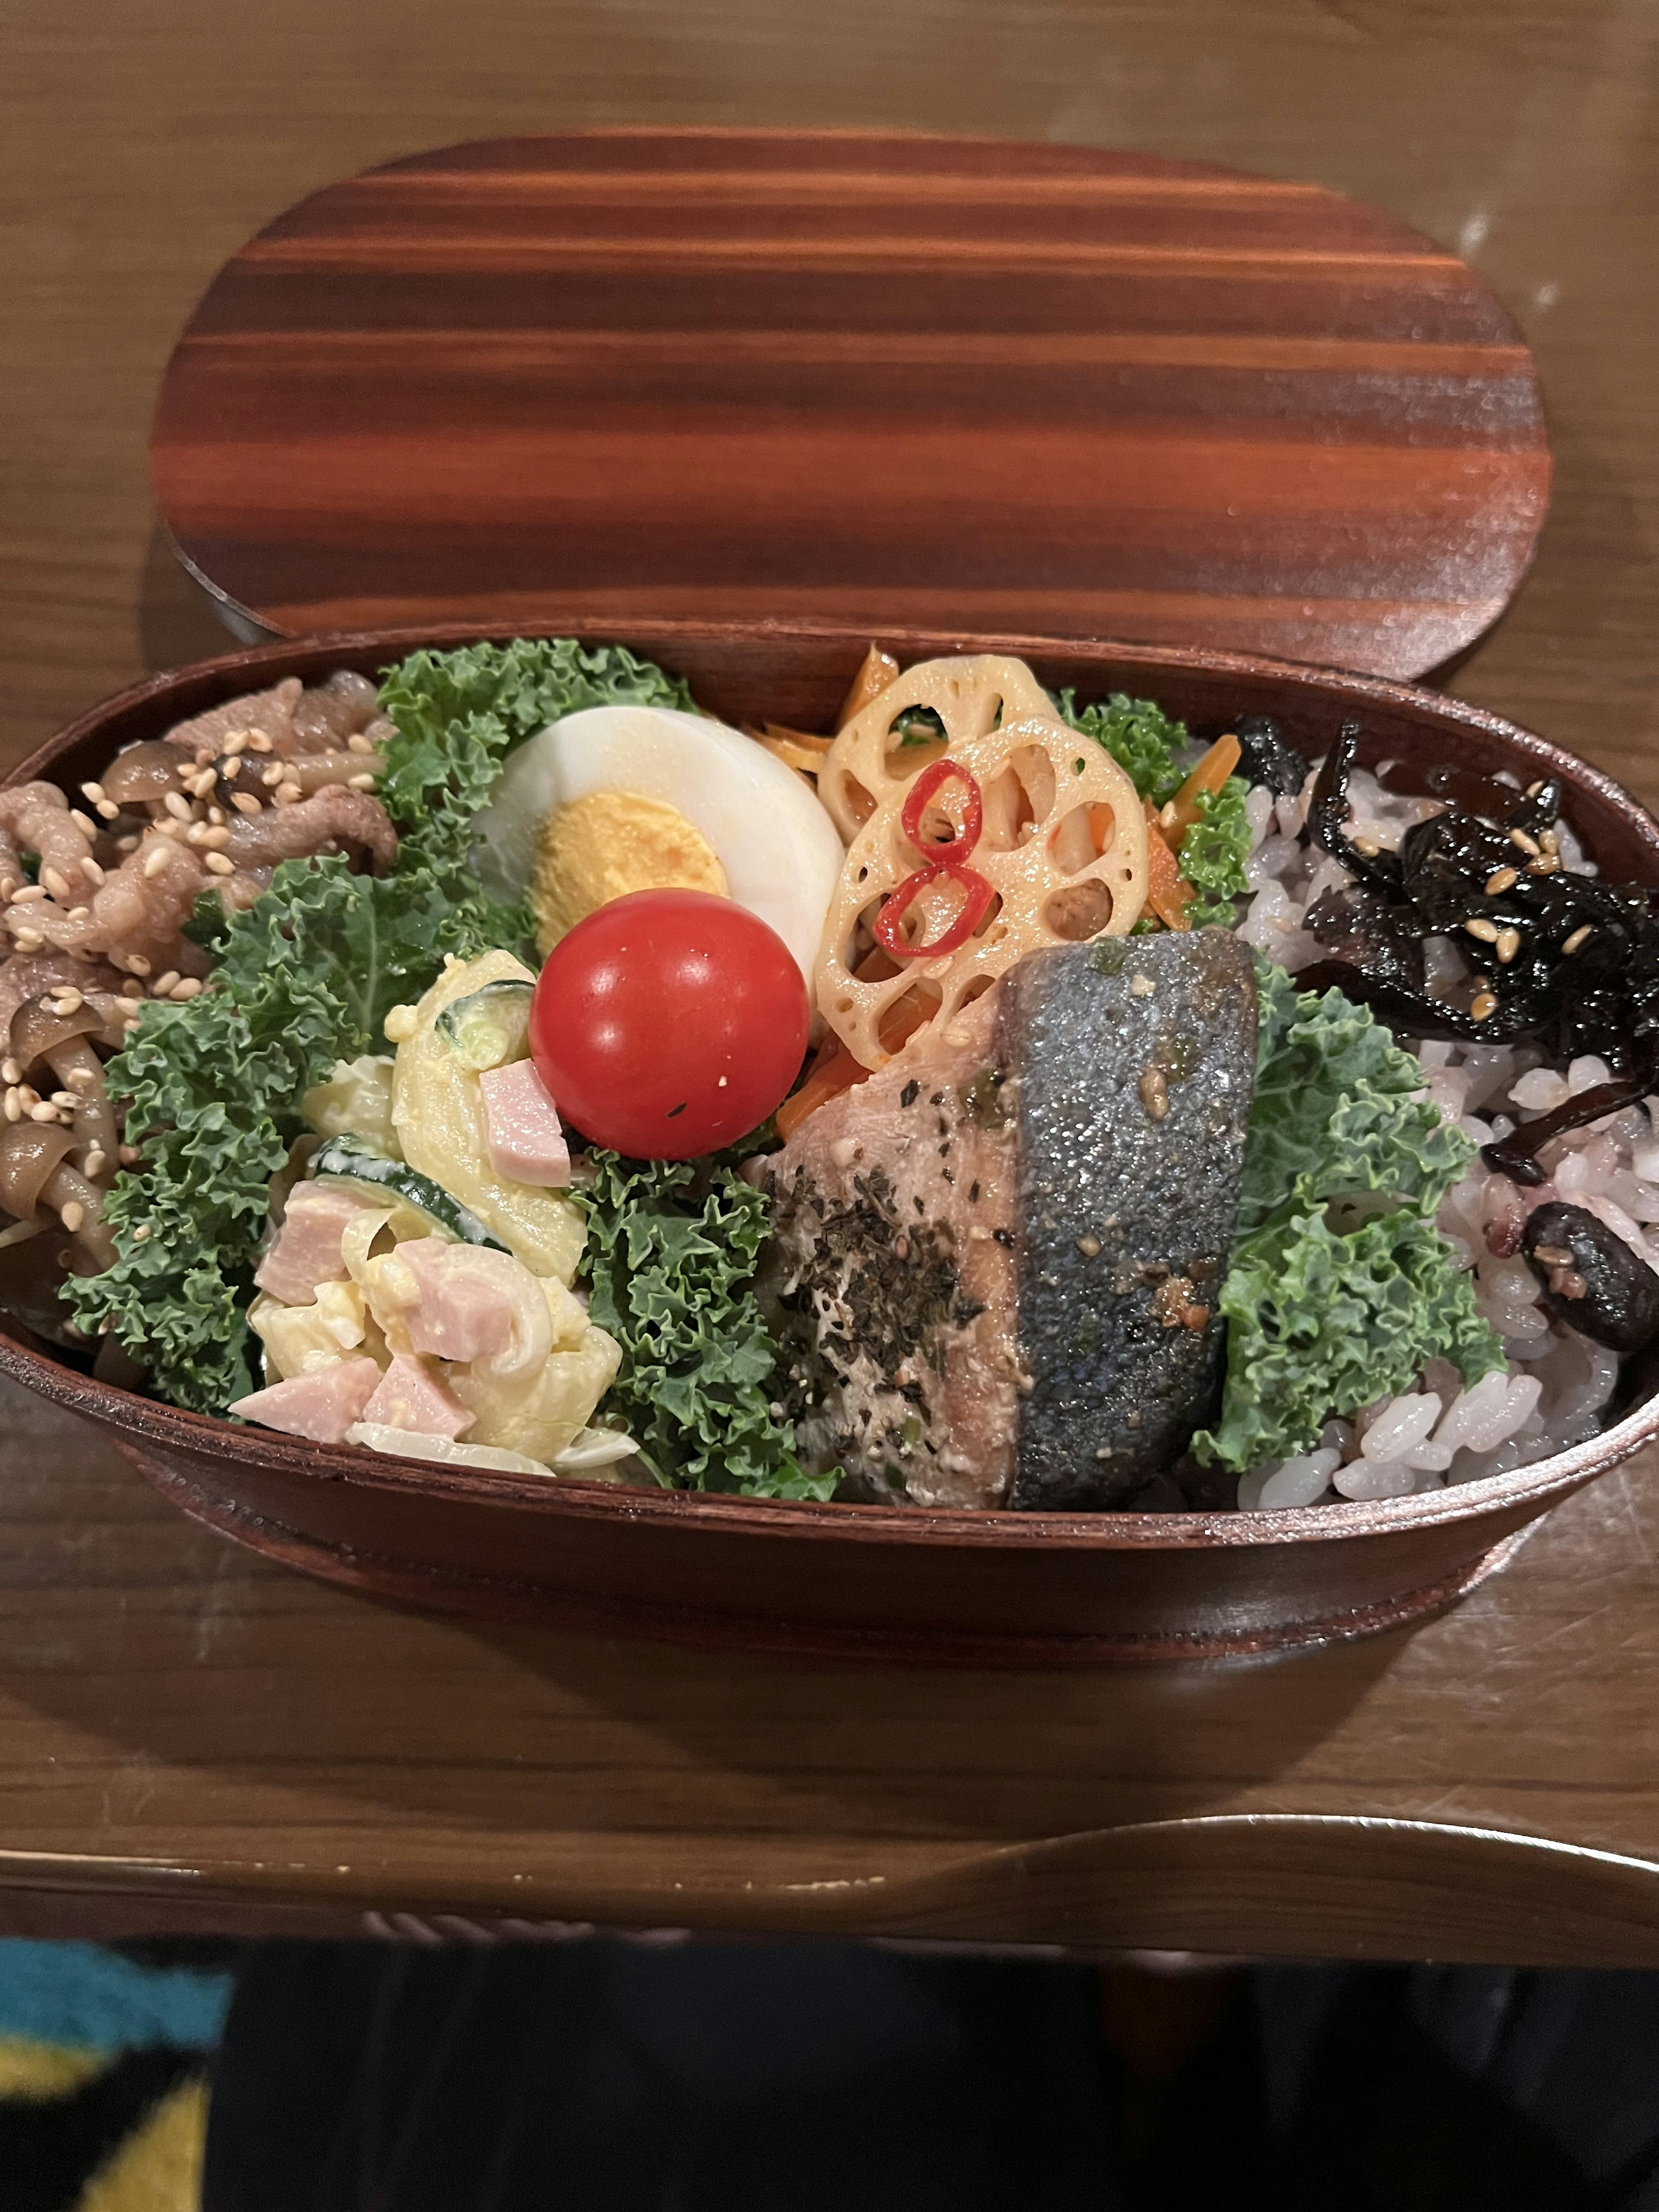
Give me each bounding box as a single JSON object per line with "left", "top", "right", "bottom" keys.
{"left": 529, "top": 790, "right": 730, "bottom": 956}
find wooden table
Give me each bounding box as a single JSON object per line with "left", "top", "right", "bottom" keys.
{"left": 3, "top": 0, "right": 1657, "bottom": 1964}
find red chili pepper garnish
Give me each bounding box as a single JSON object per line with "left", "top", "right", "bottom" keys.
{"left": 901, "top": 758, "right": 982, "bottom": 861}
{"left": 873, "top": 858, "right": 996, "bottom": 960}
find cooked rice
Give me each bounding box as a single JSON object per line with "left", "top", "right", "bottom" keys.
{"left": 1226, "top": 757, "right": 1628, "bottom": 1510}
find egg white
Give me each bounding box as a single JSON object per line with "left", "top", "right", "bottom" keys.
{"left": 474, "top": 704, "right": 846, "bottom": 982}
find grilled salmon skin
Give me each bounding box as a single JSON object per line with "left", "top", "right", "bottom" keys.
{"left": 759, "top": 931, "right": 1258, "bottom": 1510}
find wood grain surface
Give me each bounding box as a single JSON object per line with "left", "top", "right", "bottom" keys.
{"left": 148, "top": 131, "right": 1549, "bottom": 677}
{"left": 3, "top": 0, "right": 1659, "bottom": 1958}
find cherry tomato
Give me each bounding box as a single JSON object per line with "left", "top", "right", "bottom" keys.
{"left": 529, "top": 889, "right": 810, "bottom": 1160}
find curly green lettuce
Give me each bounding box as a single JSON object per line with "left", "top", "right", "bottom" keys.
{"left": 1057, "top": 688, "right": 1252, "bottom": 923}
{"left": 1192, "top": 962, "right": 1503, "bottom": 1473}
{"left": 64, "top": 638, "right": 691, "bottom": 1413}
{"left": 576, "top": 1151, "right": 836, "bottom": 1501}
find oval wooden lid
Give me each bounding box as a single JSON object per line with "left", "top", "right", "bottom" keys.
{"left": 150, "top": 129, "right": 1550, "bottom": 678}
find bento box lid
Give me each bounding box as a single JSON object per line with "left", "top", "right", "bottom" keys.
{"left": 149, "top": 129, "right": 1549, "bottom": 680}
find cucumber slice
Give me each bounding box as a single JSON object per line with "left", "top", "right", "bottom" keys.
{"left": 310, "top": 1137, "right": 511, "bottom": 1252}
{"left": 436, "top": 979, "right": 533, "bottom": 1071}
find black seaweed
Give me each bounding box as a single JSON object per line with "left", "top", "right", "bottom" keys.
{"left": 1522, "top": 1201, "right": 1659, "bottom": 1354}
{"left": 1298, "top": 722, "right": 1659, "bottom": 1183}
{"left": 1233, "top": 712, "right": 1310, "bottom": 798}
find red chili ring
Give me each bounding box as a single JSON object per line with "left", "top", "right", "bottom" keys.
{"left": 873, "top": 858, "right": 996, "bottom": 960}
{"left": 901, "top": 757, "right": 982, "bottom": 861}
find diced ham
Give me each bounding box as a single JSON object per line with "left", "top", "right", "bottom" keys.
{"left": 391, "top": 1238, "right": 517, "bottom": 1364}
{"left": 255, "top": 1182, "right": 377, "bottom": 1306}
{"left": 230, "top": 1357, "right": 381, "bottom": 1444}
{"left": 362, "top": 1353, "right": 474, "bottom": 1441}
{"left": 478, "top": 1058, "right": 571, "bottom": 1187}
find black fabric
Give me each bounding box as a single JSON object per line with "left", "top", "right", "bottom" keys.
{"left": 0, "top": 2045, "right": 200, "bottom": 2212}
{"left": 202, "top": 1941, "right": 1659, "bottom": 2212}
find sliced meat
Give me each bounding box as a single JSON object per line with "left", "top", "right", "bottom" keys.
{"left": 161, "top": 678, "right": 304, "bottom": 757}
{"left": 230, "top": 1357, "right": 381, "bottom": 1443}
{"left": 362, "top": 1353, "right": 474, "bottom": 1440}
{"left": 254, "top": 1181, "right": 379, "bottom": 1306}
{"left": 478, "top": 1059, "right": 571, "bottom": 1187}
{"left": 760, "top": 930, "right": 1259, "bottom": 1512}
{"left": 393, "top": 1239, "right": 521, "bottom": 1365}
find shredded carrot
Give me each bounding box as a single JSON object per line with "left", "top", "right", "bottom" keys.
{"left": 1158, "top": 733, "right": 1242, "bottom": 852}
{"left": 775, "top": 991, "right": 929, "bottom": 1141}
{"left": 836, "top": 645, "right": 901, "bottom": 731}
{"left": 1142, "top": 805, "right": 1194, "bottom": 931}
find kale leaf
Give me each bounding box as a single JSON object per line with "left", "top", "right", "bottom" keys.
{"left": 1057, "top": 690, "right": 1253, "bottom": 920}
{"left": 576, "top": 1151, "right": 836, "bottom": 1501}
{"left": 1055, "top": 688, "right": 1189, "bottom": 805}
{"left": 1192, "top": 962, "right": 1503, "bottom": 1473}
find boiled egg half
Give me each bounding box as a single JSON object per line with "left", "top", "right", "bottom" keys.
{"left": 474, "top": 705, "right": 845, "bottom": 982}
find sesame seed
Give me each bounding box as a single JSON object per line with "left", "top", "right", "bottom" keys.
{"left": 127, "top": 954, "right": 151, "bottom": 977}
{"left": 84, "top": 1148, "right": 106, "bottom": 1178}
{"left": 274, "top": 783, "right": 302, "bottom": 806}
{"left": 1, "top": 1092, "right": 16, "bottom": 1124}
{"left": 163, "top": 791, "right": 192, "bottom": 821}
{"left": 151, "top": 970, "right": 181, "bottom": 998}
{"left": 205, "top": 852, "right": 235, "bottom": 876}
{"left": 261, "top": 763, "right": 284, "bottom": 787}
{"left": 1510, "top": 827, "right": 1541, "bottom": 856}
{"left": 1470, "top": 989, "right": 1498, "bottom": 1021}
{"left": 347, "top": 772, "right": 376, "bottom": 791}
{"left": 346, "top": 733, "right": 375, "bottom": 754}
{"left": 200, "top": 824, "right": 230, "bottom": 849}
{"left": 95, "top": 799, "right": 120, "bottom": 821}
{"left": 1463, "top": 916, "right": 1500, "bottom": 944}
{"left": 41, "top": 867, "right": 71, "bottom": 899}
{"left": 1562, "top": 924, "right": 1594, "bottom": 955}
{"left": 16, "top": 1087, "right": 38, "bottom": 1109}
{"left": 81, "top": 857, "right": 104, "bottom": 884}
{"left": 130, "top": 1223, "right": 151, "bottom": 1242}
{"left": 65, "top": 1066, "right": 93, "bottom": 1088}
{"left": 13, "top": 930, "right": 43, "bottom": 952}
{"left": 247, "top": 731, "right": 273, "bottom": 753}
{"left": 184, "top": 822, "right": 206, "bottom": 845}
{"left": 66, "top": 906, "right": 89, "bottom": 922}
{"left": 51, "top": 989, "right": 82, "bottom": 1015}
{"left": 114, "top": 834, "right": 137, "bottom": 852}
{"left": 141, "top": 842, "right": 171, "bottom": 879}
{"left": 28, "top": 1101, "right": 60, "bottom": 1123}
{"left": 57, "top": 1200, "right": 84, "bottom": 1233}
{"left": 79, "top": 781, "right": 106, "bottom": 804}
{"left": 1484, "top": 866, "right": 1519, "bottom": 895}
{"left": 207, "top": 806, "right": 224, "bottom": 825}
{"left": 119, "top": 1144, "right": 140, "bottom": 1165}
{"left": 1526, "top": 781, "right": 1545, "bottom": 798}
{"left": 222, "top": 731, "right": 247, "bottom": 756}
{"left": 1496, "top": 926, "right": 1522, "bottom": 965}
{"left": 171, "top": 976, "right": 203, "bottom": 1000}
{"left": 69, "top": 809, "right": 96, "bottom": 837}
{"left": 50, "top": 1090, "right": 77, "bottom": 1110}
{"left": 231, "top": 792, "right": 263, "bottom": 817}
{"left": 9, "top": 884, "right": 45, "bottom": 904}
{"left": 1351, "top": 834, "right": 1380, "bottom": 857}
{"left": 0, "top": 1061, "right": 18, "bottom": 1085}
